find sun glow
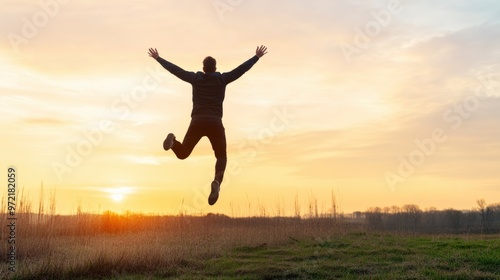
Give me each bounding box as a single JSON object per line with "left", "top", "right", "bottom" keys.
{"left": 111, "top": 193, "right": 124, "bottom": 202}
{"left": 103, "top": 187, "right": 135, "bottom": 203}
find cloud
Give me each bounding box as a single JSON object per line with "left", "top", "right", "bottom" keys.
{"left": 240, "top": 94, "right": 500, "bottom": 184}
{"left": 22, "top": 117, "right": 70, "bottom": 126}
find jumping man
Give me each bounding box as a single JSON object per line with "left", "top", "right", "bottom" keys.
{"left": 148, "top": 45, "right": 268, "bottom": 205}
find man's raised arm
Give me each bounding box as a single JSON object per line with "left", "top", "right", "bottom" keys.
{"left": 222, "top": 45, "right": 268, "bottom": 84}
{"left": 148, "top": 48, "right": 196, "bottom": 83}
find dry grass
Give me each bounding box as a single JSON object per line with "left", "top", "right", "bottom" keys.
{"left": 0, "top": 185, "right": 348, "bottom": 279}
{"left": 0, "top": 208, "right": 349, "bottom": 279}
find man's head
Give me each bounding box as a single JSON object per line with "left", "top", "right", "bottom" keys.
{"left": 203, "top": 56, "right": 216, "bottom": 73}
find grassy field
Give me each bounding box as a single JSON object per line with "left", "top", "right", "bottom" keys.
{"left": 1, "top": 214, "right": 499, "bottom": 280}
{"left": 199, "top": 232, "right": 500, "bottom": 280}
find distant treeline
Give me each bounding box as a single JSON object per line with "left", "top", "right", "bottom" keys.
{"left": 360, "top": 199, "right": 500, "bottom": 233}
{"left": 3, "top": 197, "right": 499, "bottom": 238}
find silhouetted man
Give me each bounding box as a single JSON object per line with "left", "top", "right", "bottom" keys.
{"left": 148, "top": 45, "right": 268, "bottom": 205}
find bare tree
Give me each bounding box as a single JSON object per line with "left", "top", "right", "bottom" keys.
{"left": 477, "top": 199, "right": 494, "bottom": 233}
{"left": 477, "top": 199, "right": 487, "bottom": 229}
{"left": 402, "top": 204, "right": 422, "bottom": 232}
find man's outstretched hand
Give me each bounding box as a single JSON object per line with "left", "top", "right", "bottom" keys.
{"left": 256, "top": 45, "right": 268, "bottom": 58}
{"left": 148, "top": 48, "right": 159, "bottom": 59}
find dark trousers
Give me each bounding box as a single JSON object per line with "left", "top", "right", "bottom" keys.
{"left": 171, "top": 119, "right": 227, "bottom": 183}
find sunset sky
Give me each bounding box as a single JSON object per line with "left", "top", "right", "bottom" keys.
{"left": 1, "top": 0, "right": 499, "bottom": 216}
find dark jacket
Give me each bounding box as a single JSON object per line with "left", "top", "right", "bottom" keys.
{"left": 156, "top": 55, "right": 259, "bottom": 120}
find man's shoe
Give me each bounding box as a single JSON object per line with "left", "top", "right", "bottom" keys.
{"left": 208, "top": 180, "right": 220, "bottom": 206}
{"left": 163, "top": 133, "right": 175, "bottom": 151}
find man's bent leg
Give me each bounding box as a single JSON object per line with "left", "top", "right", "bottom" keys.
{"left": 171, "top": 121, "right": 204, "bottom": 160}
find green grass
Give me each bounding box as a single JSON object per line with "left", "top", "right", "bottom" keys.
{"left": 94, "top": 232, "right": 500, "bottom": 280}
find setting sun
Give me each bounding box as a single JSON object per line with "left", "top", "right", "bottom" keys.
{"left": 103, "top": 187, "right": 135, "bottom": 203}
{"left": 111, "top": 193, "right": 123, "bottom": 202}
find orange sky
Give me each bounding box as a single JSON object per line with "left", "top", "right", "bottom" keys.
{"left": 1, "top": 1, "right": 500, "bottom": 215}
